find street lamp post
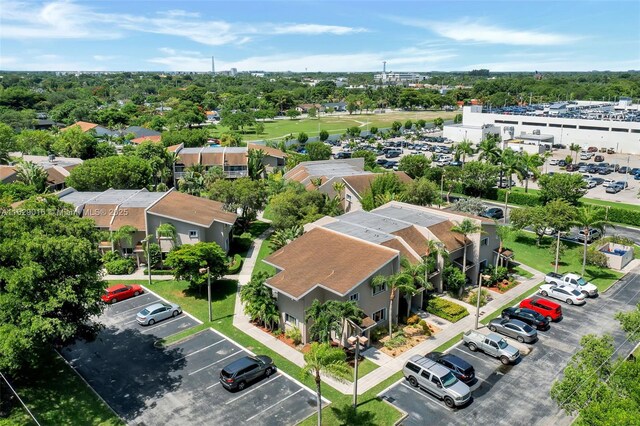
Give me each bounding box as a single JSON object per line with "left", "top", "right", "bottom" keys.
{"left": 503, "top": 190, "right": 510, "bottom": 224}
{"left": 475, "top": 274, "right": 491, "bottom": 330}
{"left": 346, "top": 319, "right": 375, "bottom": 412}
{"left": 439, "top": 172, "right": 445, "bottom": 208}
{"left": 199, "top": 266, "right": 212, "bottom": 322}
{"left": 143, "top": 235, "right": 153, "bottom": 288}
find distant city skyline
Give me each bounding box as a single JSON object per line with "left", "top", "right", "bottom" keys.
{"left": 1, "top": 1, "right": 639, "bottom": 72}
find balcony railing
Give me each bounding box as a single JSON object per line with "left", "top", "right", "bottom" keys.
{"left": 174, "top": 169, "right": 248, "bottom": 179}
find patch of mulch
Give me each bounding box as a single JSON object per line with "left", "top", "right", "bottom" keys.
{"left": 254, "top": 323, "right": 300, "bottom": 350}
{"left": 376, "top": 323, "right": 442, "bottom": 358}
{"left": 486, "top": 280, "right": 520, "bottom": 294}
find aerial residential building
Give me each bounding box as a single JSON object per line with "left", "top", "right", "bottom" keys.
{"left": 2, "top": 154, "right": 83, "bottom": 191}
{"left": 261, "top": 201, "right": 500, "bottom": 345}
{"left": 57, "top": 187, "right": 237, "bottom": 265}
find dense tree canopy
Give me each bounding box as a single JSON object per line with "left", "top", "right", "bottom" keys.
{"left": 0, "top": 197, "right": 105, "bottom": 375}
{"left": 66, "top": 155, "right": 153, "bottom": 191}
{"left": 164, "top": 242, "right": 228, "bottom": 290}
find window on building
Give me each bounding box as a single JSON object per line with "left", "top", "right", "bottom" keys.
{"left": 349, "top": 293, "right": 359, "bottom": 302}
{"left": 372, "top": 282, "right": 387, "bottom": 296}
{"left": 372, "top": 308, "right": 386, "bottom": 322}
{"left": 481, "top": 237, "right": 489, "bottom": 246}
{"left": 346, "top": 194, "right": 352, "bottom": 202}
{"left": 189, "top": 230, "right": 198, "bottom": 239}
{"left": 285, "top": 313, "right": 298, "bottom": 325}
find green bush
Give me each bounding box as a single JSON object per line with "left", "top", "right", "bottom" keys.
{"left": 285, "top": 326, "right": 302, "bottom": 345}
{"left": 600, "top": 206, "right": 640, "bottom": 227}
{"left": 496, "top": 189, "right": 540, "bottom": 206}
{"left": 418, "top": 319, "right": 432, "bottom": 336}
{"left": 586, "top": 249, "right": 608, "bottom": 268}
{"left": 426, "top": 297, "right": 469, "bottom": 323}
{"left": 143, "top": 269, "right": 175, "bottom": 275}
{"left": 371, "top": 327, "right": 387, "bottom": 342}
{"left": 273, "top": 329, "right": 283, "bottom": 338}
{"left": 227, "top": 254, "right": 243, "bottom": 274}
{"left": 384, "top": 331, "right": 408, "bottom": 349}
{"left": 468, "top": 289, "right": 489, "bottom": 307}
{"left": 101, "top": 251, "right": 121, "bottom": 263}
{"left": 104, "top": 258, "right": 136, "bottom": 275}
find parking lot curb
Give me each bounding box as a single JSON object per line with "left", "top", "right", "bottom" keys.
{"left": 157, "top": 327, "right": 211, "bottom": 348}
{"left": 54, "top": 349, "right": 123, "bottom": 423}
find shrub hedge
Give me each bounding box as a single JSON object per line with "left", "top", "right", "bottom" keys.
{"left": 227, "top": 254, "right": 243, "bottom": 274}
{"left": 604, "top": 206, "right": 640, "bottom": 227}
{"left": 143, "top": 269, "right": 175, "bottom": 275}
{"left": 104, "top": 258, "right": 136, "bottom": 275}
{"left": 426, "top": 297, "right": 469, "bottom": 323}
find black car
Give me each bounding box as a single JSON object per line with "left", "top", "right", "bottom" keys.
{"left": 619, "top": 166, "right": 629, "bottom": 174}
{"left": 376, "top": 158, "right": 389, "bottom": 166}
{"left": 220, "top": 355, "right": 275, "bottom": 391}
{"left": 502, "top": 307, "right": 550, "bottom": 330}
{"left": 557, "top": 160, "right": 567, "bottom": 167}
{"left": 597, "top": 167, "right": 611, "bottom": 175}
{"left": 587, "top": 165, "right": 598, "bottom": 173}
{"left": 425, "top": 352, "right": 475, "bottom": 384}
{"left": 565, "top": 164, "right": 579, "bottom": 172}
{"left": 590, "top": 177, "right": 605, "bottom": 185}
{"left": 383, "top": 160, "right": 398, "bottom": 169}
{"left": 481, "top": 207, "right": 504, "bottom": 220}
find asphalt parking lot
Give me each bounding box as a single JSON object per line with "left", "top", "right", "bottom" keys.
{"left": 62, "top": 289, "right": 321, "bottom": 425}
{"left": 380, "top": 269, "right": 640, "bottom": 426}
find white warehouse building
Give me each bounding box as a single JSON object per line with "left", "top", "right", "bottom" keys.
{"left": 444, "top": 105, "right": 640, "bottom": 154}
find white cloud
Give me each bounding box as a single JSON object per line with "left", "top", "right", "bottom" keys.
{"left": 271, "top": 24, "right": 367, "bottom": 35}
{"left": 462, "top": 58, "right": 640, "bottom": 72}
{"left": 399, "top": 17, "right": 581, "bottom": 46}
{"left": 0, "top": 1, "right": 368, "bottom": 45}
{"left": 147, "top": 47, "right": 457, "bottom": 72}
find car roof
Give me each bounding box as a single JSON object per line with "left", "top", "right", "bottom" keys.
{"left": 407, "top": 355, "right": 450, "bottom": 376}
{"left": 440, "top": 353, "right": 473, "bottom": 370}
{"left": 106, "top": 284, "right": 127, "bottom": 291}
{"left": 222, "top": 356, "right": 258, "bottom": 373}
{"left": 508, "top": 319, "right": 528, "bottom": 328}
{"left": 529, "top": 297, "right": 560, "bottom": 308}
{"left": 143, "top": 303, "right": 167, "bottom": 311}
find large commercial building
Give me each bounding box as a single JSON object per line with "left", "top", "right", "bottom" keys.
{"left": 444, "top": 101, "right": 640, "bottom": 154}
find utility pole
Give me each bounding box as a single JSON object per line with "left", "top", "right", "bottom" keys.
{"left": 200, "top": 266, "right": 212, "bottom": 322}
{"left": 475, "top": 274, "right": 490, "bottom": 329}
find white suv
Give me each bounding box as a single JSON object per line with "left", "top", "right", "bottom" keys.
{"left": 403, "top": 355, "right": 471, "bottom": 408}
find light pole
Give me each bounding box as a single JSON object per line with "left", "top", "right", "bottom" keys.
{"left": 346, "top": 319, "right": 375, "bottom": 411}
{"left": 143, "top": 235, "right": 153, "bottom": 288}
{"left": 439, "top": 172, "right": 445, "bottom": 208}
{"left": 503, "top": 190, "right": 510, "bottom": 224}
{"left": 475, "top": 274, "right": 491, "bottom": 329}
{"left": 199, "top": 266, "right": 212, "bottom": 322}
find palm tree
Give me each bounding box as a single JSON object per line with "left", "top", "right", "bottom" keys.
{"left": 373, "top": 191, "right": 406, "bottom": 208}
{"left": 477, "top": 137, "right": 501, "bottom": 165}
{"left": 371, "top": 271, "right": 416, "bottom": 337}
{"left": 454, "top": 140, "right": 474, "bottom": 166}
{"left": 332, "top": 181, "right": 346, "bottom": 204}
{"left": 110, "top": 225, "right": 138, "bottom": 253}
{"left": 305, "top": 300, "right": 341, "bottom": 344}
{"left": 546, "top": 200, "right": 576, "bottom": 273}
{"left": 570, "top": 206, "right": 610, "bottom": 276}
{"left": 270, "top": 225, "right": 304, "bottom": 251}
{"left": 302, "top": 343, "right": 352, "bottom": 426}
{"left": 15, "top": 161, "right": 48, "bottom": 193}
{"left": 569, "top": 143, "right": 581, "bottom": 163}
{"left": 515, "top": 152, "right": 543, "bottom": 193}
{"left": 240, "top": 272, "right": 280, "bottom": 330}
{"left": 398, "top": 257, "right": 427, "bottom": 318}
{"left": 310, "top": 177, "right": 323, "bottom": 190}
{"left": 178, "top": 166, "right": 206, "bottom": 196}
{"left": 0, "top": 148, "right": 11, "bottom": 165}
{"left": 495, "top": 224, "right": 516, "bottom": 267}
{"left": 450, "top": 219, "right": 483, "bottom": 296}
{"left": 247, "top": 148, "right": 266, "bottom": 180}
{"left": 500, "top": 148, "right": 524, "bottom": 189}
{"left": 155, "top": 222, "right": 177, "bottom": 267}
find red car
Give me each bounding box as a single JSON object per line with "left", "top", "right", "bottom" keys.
{"left": 520, "top": 297, "right": 562, "bottom": 322}
{"left": 102, "top": 284, "right": 144, "bottom": 304}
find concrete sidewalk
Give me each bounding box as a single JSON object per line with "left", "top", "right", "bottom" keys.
{"left": 103, "top": 268, "right": 174, "bottom": 282}
{"left": 231, "top": 225, "right": 547, "bottom": 395}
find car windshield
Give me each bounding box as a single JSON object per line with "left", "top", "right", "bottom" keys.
{"left": 522, "top": 324, "right": 534, "bottom": 333}
{"left": 140, "top": 308, "right": 150, "bottom": 316}
{"left": 441, "top": 371, "right": 458, "bottom": 388}
{"left": 497, "top": 339, "right": 508, "bottom": 349}
{"left": 570, "top": 289, "right": 582, "bottom": 296}
{"left": 576, "top": 278, "right": 587, "bottom": 285}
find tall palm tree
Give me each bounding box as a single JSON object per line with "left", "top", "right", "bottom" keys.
{"left": 240, "top": 272, "right": 280, "bottom": 330}
{"left": 500, "top": 148, "right": 524, "bottom": 189}
{"left": 450, "top": 219, "right": 483, "bottom": 296}
{"left": 310, "top": 177, "right": 323, "bottom": 190}
{"left": 305, "top": 300, "right": 342, "bottom": 344}
{"left": 398, "top": 257, "right": 428, "bottom": 318}
{"left": 247, "top": 148, "right": 266, "bottom": 180}
{"left": 371, "top": 271, "right": 416, "bottom": 337}
{"left": 332, "top": 181, "right": 346, "bottom": 204}
{"left": 515, "top": 152, "right": 543, "bottom": 193}
{"left": 495, "top": 224, "right": 516, "bottom": 267}
{"left": 302, "top": 343, "right": 352, "bottom": 426}
{"left": 569, "top": 143, "right": 581, "bottom": 163}
{"left": 15, "top": 161, "right": 48, "bottom": 193}
{"left": 155, "top": 222, "right": 177, "bottom": 267}
{"left": 477, "top": 137, "right": 501, "bottom": 165}
{"left": 570, "top": 206, "right": 610, "bottom": 276}
{"left": 454, "top": 140, "right": 474, "bottom": 166}
{"left": 546, "top": 200, "right": 576, "bottom": 273}
{"left": 270, "top": 225, "right": 304, "bottom": 251}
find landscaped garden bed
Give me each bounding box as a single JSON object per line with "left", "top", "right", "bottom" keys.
{"left": 373, "top": 318, "right": 441, "bottom": 357}
{"left": 425, "top": 297, "right": 469, "bottom": 323}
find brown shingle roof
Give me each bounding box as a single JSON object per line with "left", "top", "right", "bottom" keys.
{"left": 427, "top": 220, "right": 468, "bottom": 252}
{"left": 0, "top": 166, "right": 17, "bottom": 181}
{"left": 177, "top": 152, "right": 200, "bottom": 167}
{"left": 167, "top": 144, "right": 182, "bottom": 153}
{"left": 131, "top": 135, "right": 162, "bottom": 144}
{"left": 381, "top": 238, "right": 420, "bottom": 263}
{"left": 264, "top": 227, "right": 398, "bottom": 299}
{"left": 46, "top": 167, "right": 67, "bottom": 186}
{"left": 148, "top": 190, "right": 237, "bottom": 226}
{"left": 248, "top": 144, "right": 287, "bottom": 159}
{"left": 224, "top": 152, "right": 247, "bottom": 166}
{"left": 110, "top": 207, "right": 146, "bottom": 231}
{"left": 83, "top": 203, "right": 117, "bottom": 228}
{"left": 201, "top": 151, "right": 223, "bottom": 166}
{"left": 391, "top": 225, "right": 430, "bottom": 257}
{"left": 342, "top": 171, "right": 412, "bottom": 198}
{"left": 62, "top": 121, "right": 98, "bottom": 132}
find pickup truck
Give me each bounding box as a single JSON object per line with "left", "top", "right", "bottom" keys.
{"left": 462, "top": 330, "right": 520, "bottom": 365}
{"left": 545, "top": 272, "right": 598, "bottom": 297}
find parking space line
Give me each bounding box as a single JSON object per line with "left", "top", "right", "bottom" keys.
{"left": 452, "top": 346, "right": 492, "bottom": 364}
{"left": 225, "top": 374, "right": 282, "bottom": 405}
{"left": 206, "top": 382, "right": 220, "bottom": 390}
{"left": 188, "top": 351, "right": 239, "bottom": 376}
{"left": 245, "top": 389, "right": 304, "bottom": 422}
{"left": 139, "top": 316, "right": 188, "bottom": 333}
{"left": 105, "top": 299, "right": 160, "bottom": 318}
{"left": 399, "top": 382, "right": 454, "bottom": 412}
{"left": 177, "top": 340, "right": 225, "bottom": 361}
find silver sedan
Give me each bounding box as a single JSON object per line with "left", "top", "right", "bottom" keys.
{"left": 488, "top": 318, "right": 538, "bottom": 343}
{"left": 136, "top": 302, "right": 182, "bottom": 325}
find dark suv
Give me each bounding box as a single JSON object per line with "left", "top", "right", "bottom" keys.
{"left": 502, "top": 307, "right": 550, "bottom": 330}
{"left": 425, "top": 352, "right": 475, "bottom": 384}
{"left": 220, "top": 355, "right": 275, "bottom": 391}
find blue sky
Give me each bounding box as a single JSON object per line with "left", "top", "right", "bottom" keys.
{"left": 1, "top": 1, "right": 639, "bottom": 72}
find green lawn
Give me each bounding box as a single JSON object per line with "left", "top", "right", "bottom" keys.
{"left": 230, "top": 221, "right": 271, "bottom": 259}
{"left": 505, "top": 232, "right": 622, "bottom": 292}
{"left": 261, "top": 205, "right": 275, "bottom": 221}
{"left": 210, "top": 111, "right": 457, "bottom": 141}
{"left": 344, "top": 359, "right": 379, "bottom": 383}
{"left": 511, "top": 266, "right": 534, "bottom": 279}
{"left": 252, "top": 236, "right": 276, "bottom": 277}
{"left": 634, "top": 344, "right": 640, "bottom": 358}
{"left": 9, "top": 351, "right": 123, "bottom": 426}
{"left": 433, "top": 332, "right": 464, "bottom": 353}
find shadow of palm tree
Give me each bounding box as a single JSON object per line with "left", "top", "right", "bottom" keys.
{"left": 60, "top": 325, "right": 187, "bottom": 422}
{"left": 330, "top": 404, "right": 377, "bottom": 426}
